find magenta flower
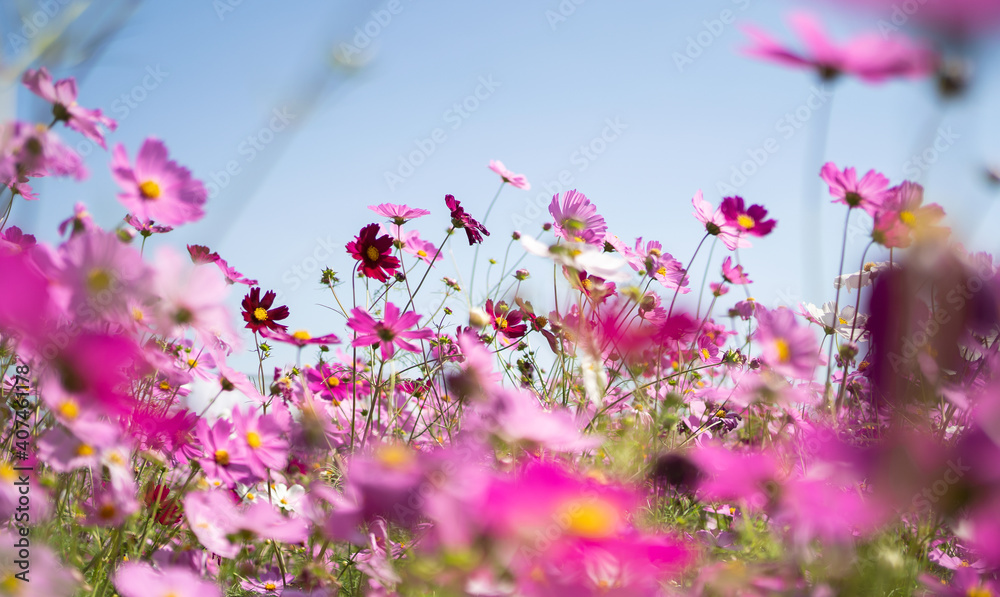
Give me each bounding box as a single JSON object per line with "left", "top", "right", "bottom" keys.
{"left": 820, "top": 162, "right": 891, "bottom": 217}
{"left": 368, "top": 202, "right": 430, "bottom": 225}
{"left": 721, "top": 256, "right": 751, "bottom": 285}
{"left": 0, "top": 226, "right": 36, "bottom": 255}
{"left": 485, "top": 299, "right": 528, "bottom": 340}
{"left": 489, "top": 159, "right": 531, "bottom": 190}
{"left": 232, "top": 407, "right": 290, "bottom": 479}
{"left": 124, "top": 214, "right": 172, "bottom": 236}
{"left": 187, "top": 244, "right": 220, "bottom": 264}
{"left": 754, "top": 308, "right": 820, "bottom": 380}
{"left": 445, "top": 194, "right": 490, "bottom": 245}
{"left": 692, "top": 190, "right": 748, "bottom": 250}
{"left": 110, "top": 138, "right": 207, "bottom": 226}
{"left": 720, "top": 196, "right": 776, "bottom": 238}
{"left": 195, "top": 417, "right": 252, "bottom": 486}
{"left": 548, "top": 189, "right": 607, "bottom": 245}
{"left": 260, "top": 327, "right": 341, "bottom": 347}
{"left": 872, "top": 181, "right": 948, "bottom": 248}
{"left": 23, "top": 67, "right": 117, "bottom": 148}
{"left": 382, "top": 223, "right": 442, "bottom": 265}
{"left": 114, "top": 562, "right": 221, "bottom": 597}
{"left": 347, "top": 301, "right": 433, "bottom": 360}
{"left": 58, "top": 202, "right": 96, "bottom": 237}
{"left": 742, "top": 11, "right": 934, "bottom": 82}
{"left": 215, "top": 256, "right": 258, "bottom": 286}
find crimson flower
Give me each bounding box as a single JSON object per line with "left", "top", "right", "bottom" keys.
{"left": 347, "top": 223, "right": 400, "bottom": 282}
{"left": 445, "top": 194, "right": 489, "bottom": 245}
{"left": 485, "top": 299, "right": 528, "bottom": 340}
{"left": 241, "top": 287, "right": 289, "bottom": 333}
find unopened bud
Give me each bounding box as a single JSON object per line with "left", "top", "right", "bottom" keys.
{"left": 468, "top": 307, "right": 490, "bottom": 329}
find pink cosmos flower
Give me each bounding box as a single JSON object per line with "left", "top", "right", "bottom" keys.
{"left": 721, "top": 256, "right": 751, "bottom": 285}
{"left": 153, "top": 247, "right": 237, "bottom": 350}
{"left": 231, "top": 407, "right": 290, "bottom": 479}
{"left": 22, "top": 67, "right": 117, "bottom": 148}
{"left": 489, "top": 159, "right": 531, "bottom": 190}
{"left": 381, "top": 223, "right": 442, "bottom": 265}
{"left": 261, "top": 327, "right": 341, "bottom": 347}
{"left": 110, "top": 138, "right": 208, "bottom": 226}
{"left": 742, "top": 11, "right": 934, "bottom": 82}
{"left": 124, "top": 214, "right": 172, "bottom": 236}
{"left": 215, "top": 259, "right": 257, "bottom": 286}
{"left": 720, "top": 196, "right": 777, "bottom": 238}
{"left": 241, "top": 567, "right": 292, "bottom": 594}
{"left": 57, "top": 202, "right": 96, "bottom": 237}
{"left": 57, "top": 229, "right": 151, "bottom": 322}
{"left": 2, "top": 120, "right": 86, "bottom": 180}
{"left": 114, "top": 562, "right": 221, "bottom": 597}
{"left": 820, "top": 162, "right": 890, "bottom": 217}
{"left": 692, "top": 190, "right": 749, "bottom": 250}
{"left": 754, "top": 307, "right": 820, "bottom": 380}
{"left": 187, "top": 243, "right": 220, "bottom": 264}
{"left": 0, "top": 226, "right": 36, "bottom": 255}
{"left": 347, "top": 301, "right": 433, "bottom": 360}
{"left": 549, "top": 189, "right": 607, "bottom": 245}
{"left": 196, "top": 418, "right": 253, "bottom": 487}
{"left": 872, "top": 181, "right": 948, "bottom": 248}
{"left": 0, "top": 530, "right": 78, "bottom": 596}
{"left": 368, "top": 203, "right": 430, "bottom": 224}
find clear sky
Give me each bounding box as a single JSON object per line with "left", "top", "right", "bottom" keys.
{"left": 3, "top": 0, "right": 1000, "bottom": 372}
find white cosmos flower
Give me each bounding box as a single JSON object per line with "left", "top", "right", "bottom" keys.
{"left": 521, "top": 235, "right": 630, "bottom": 282}
{"left": 270, "top": 483, "right": 306, "bottom": 513}
{"left": 803, "top": 301, "right": 867, "bottom": 341}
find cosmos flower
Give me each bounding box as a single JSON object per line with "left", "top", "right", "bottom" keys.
{"left": 720, "top": 196, "right": 777, "bottom": 238}
{"left": 22, "top": 67, "right": 117, "bottom": 148}
{"left": 347, "top": 223, "right": 400, "bottom": 282}
{"left": 692, "top": 190, "right": 749, "bottom": 250}
{"left": 231, "top": 407, "right": 290, "bottom": 479}
{"left": 261, "top": 325, "right": 341, "bottom": 347}
{"left": 754, "top": 307, "right": 820, "bottom": 380}
{"left": 110, "top": 138, "right": 207, "bottom": 226}
{"left": 381, "top": 223, "right": 442, "bottom": 265}
{"left": 489, "top": 159, "right": 531, "bottom": 190}
{"left": 368, "top": 203, "right": 430, "bottom": 225}
{"left": 445, "top": 194, "right": 490, "bottom": 245}
{"left": 241, "top": 287, "right": 290, "bottom": 333}
{"left": 114, "top": 561, "right": 222, "bottom": 597}
{"left": 820, "top": 162, "right": 890, "bottom": 217}
{"left": 742, "top": 11, "right": 934, "bottom": 82}
{"left": 485, "top": 299, "right": 528, "bottom": 340}
{"left": 872, "top": 181, "right": 948, "bottom": 248}
{"left": 721, "top": 256, "right": 751, "bottom": 285}
{"left": 548, "top": 189, "right": 607, "bottom": 245}
{"left": 347, "top": 301, "right": 433, "bottom": 360}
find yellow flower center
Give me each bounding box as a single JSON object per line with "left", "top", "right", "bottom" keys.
{"left": 702, "top": 348, "right": 711, "bottom": 361}
{"left": 0, "top": 465, "right": 16, "bottom": 483}
{"left": 366, "top": 246, "right": 380, "bottom": 262}
{"left": 139, "top": 180, "right": 161, "bottom": 199}
{"left": 496, "top": 316, "right": 508, "bottom": 330}
{"left": 715, "top": 409, "right": 726, "bottom": 417}
{"left": 254, "top": 307, "right": 269, "bottom": 322}
{"left": 159, "top": 380, "right": 171, "bottom": 391}
{"left": 558, "top": 498, "right": 620, "bottom": 538}
{"left": 774, "top": 338, "right": 791, "bottom": 362}
{"left": 838, "top": 316, "right": 848, "bottom": 325}
{"left": 967, "top": 588, "right": 992, "bottom": 597}
{"left": 656, "top": 266, "right": 667, "bottom": 276}
{"left": 0, "top": 573, "right": 20, "bottom": 594}
{"left": 98, "top": 503, "right": 117, "bottom": 520}
{"left": 87, "top": 268, "right": 112, "bottom": 292}
{"left": 264, "top": 582, "right": 278, "bottom": 591}
{"left": 292, "top": 330, "right": 311, "bottom": 341}
{"left": 187, "top": 358, "right": 197, "bottom": 368}
{"left": 326, "top": 376, "right": 340, "bottom": 388}
{"left": 77, "top": 444, "right": 95, "bottom": 457}
{"left": 417, "top": 249, "right": 427, "bottom": 257}
{"left": 737, "top": 214, "right": 755, "bottom": 229}
{"left": 246, "top": 431, "right": 262, "bottom": 449}
{"left": 376, "top": 444, "right": 415, "bottom": 469}
{"left": 899, "top": 210, "right": 916, "bottom": 227}
{"left": 214, "top": 449, "right": 230, "bottom": 466}
{"left": 132, "top": 307, "right": 144, "bottom": 321}
{"left": 581, "top": 278, "right": 593, "bottom": 289}
{"left": 59, "top": 400, "right": 80, "bottom": 420}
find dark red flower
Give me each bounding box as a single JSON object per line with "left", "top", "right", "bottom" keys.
{"left": 720, "top": 196, "right": 776, "bottom": 238}
{"left": 241, "top": 287, "right": 290, "bottom": 333}
{"left": 445, "top": 194, "right": 489, "bottom": 245}
{"left": 485, "top": 299, "right": 527, "bottom": 340}
{"left": 346, "top": 223, "right": 400, "bottom": 282}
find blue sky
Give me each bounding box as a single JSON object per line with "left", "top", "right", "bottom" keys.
{"left": 4, "top": 0, "right": 1000, "bottom": 372}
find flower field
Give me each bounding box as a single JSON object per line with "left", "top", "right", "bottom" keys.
{"left": 1, "top": 2, "right": 1000, "bottom": 596}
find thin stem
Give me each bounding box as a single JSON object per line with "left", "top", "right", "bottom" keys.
{"left": 469, "top": 181, "right": 506, "bottom": 297}
{"left": 824, "top": 209, "right": 853, "bottom": 406}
